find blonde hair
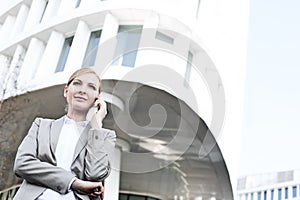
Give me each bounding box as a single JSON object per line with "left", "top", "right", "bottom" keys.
{"left": 67, "top": 67, "right": 101, "bottom": 93}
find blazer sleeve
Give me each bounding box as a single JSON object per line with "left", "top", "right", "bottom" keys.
{"left": 84, "top": 128, "right": 116, "bottom": 182}
{"left": 13, "top": 118, "right": 76, "bottom": 194}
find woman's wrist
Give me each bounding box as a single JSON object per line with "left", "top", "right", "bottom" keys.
{"left": 90, "top": 114, "right": 103, "bottom": 130}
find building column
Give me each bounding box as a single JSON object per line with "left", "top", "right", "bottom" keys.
{"left": 64, "top": 20, "right": 91, "bottom": 72}
{"left": 36, "top": 30, "right": 65, "bottom": 78}
{"left": 4, "top": 45, "right": 26, "bottom": 98}
{"left": 42, "top": 0, "right": 61, "bottom": 22}
{"left": 11, "top": 4, "right": 29, "bottom": 38}
{"left": 18, "top": 38, "right": 45, "bottom": 87}
{"left": 135, "top": 11, "right": 158, "bottom": 67}
{"left": 0, "top": 15, "right": 16, "bottom": 45}
{"left": 104, "top": 139, "right": 130, "bottom": 200}
{"left": 94, "top": 12, "right": 119, "bottom": 75}
{"left": 0, "top": 54, "right": 11, "bottom": 98}
{"left": 274, "top": 188, "right": 278, "bottom": 200}
{"left": 266, "top": 190, "right": 271, "bottom": 200}
{"left": 23, "top": 0, "right": 48, "bottom": 31}
{"left": 253, "top": 192, "right": 258, "bottom": 200}
{"left": 288, "top": 186, "right": 293, "bottom": 199}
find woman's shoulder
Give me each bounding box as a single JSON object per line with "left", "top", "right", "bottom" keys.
{"left": 33, "top": 116, "right": 64, "bottom": 125}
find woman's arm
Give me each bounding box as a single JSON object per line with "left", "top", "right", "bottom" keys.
{"left": 86, "top": 98, "right": 117, "bottom": 181}
{"left": 84, "top": 128, "right": 116, "bottom": 181}
{"left": 13, "top": 118, "right": 76, "bottom": 194}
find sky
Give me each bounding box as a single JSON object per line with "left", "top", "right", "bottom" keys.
{"left": 239, "top": 0, "right": 300, "bottom": 176}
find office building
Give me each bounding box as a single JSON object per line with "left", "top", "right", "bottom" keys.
{"left": 238, "top": 170, "right": 300, "bottom": 200}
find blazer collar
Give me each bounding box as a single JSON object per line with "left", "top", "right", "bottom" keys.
{"left": 50, "top": 116, "right": 65, "bottom": 155}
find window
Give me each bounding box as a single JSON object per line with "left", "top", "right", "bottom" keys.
{"left": 278, "top": 188, "right": 282, "bottom": 200}
{"left": 55, "top": 36, "right": 74, "bottom": 72}
{"left": 184, "top": 51, "right": 193, "bottom": 87}
{"left": 75, "top": 0, "right": 81, "bottom": 8}
{"left": 285, "top": 187, "right": 288, "bottom": 199}
{"left": 119, "top": 194, "right": 160, "bottom": 200}
{"left": 155, "top": 31, "right": 174, "bottom": 44}
{"left": 292, "top": 186, "right": 297, "bottom": 198}
{"left": 245, "top": 193, "right": 248, "bottom": 200}
{"left": 271, "top": 190, "right": 274, "bottom": 200}
{"left": 250, "top": 193, "right": 253, "bottom": 200}
{"left": 83, "top": 30, "right": 102, "bottom": 66}
{"left": 112, "top": 25, "right": 142, "bottom": 67}
{"left": 120, "top": 194, "right": 128, "bottom": 200}
{"left": 130, "top": 195, "right": 146, "bottom": 200}
{"left": 263, "top": 191, "right": 267, "bottom": 200}
{"left": 257, "top": 192, "right": 261, "bottom": 200}
{"left": 39, "top": 0, "right": 49, "bottom": 22}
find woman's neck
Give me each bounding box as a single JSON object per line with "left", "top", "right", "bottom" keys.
{"left": 66, "top": 110, "right": 87, "bottom": 122}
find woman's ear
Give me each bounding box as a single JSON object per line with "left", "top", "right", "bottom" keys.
{"left": 63, "top": 86, "right": 68, "bottom": 97}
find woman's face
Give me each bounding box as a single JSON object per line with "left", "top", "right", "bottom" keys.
{"left": 64, "top": 73, "right": 100, "bottom": 113}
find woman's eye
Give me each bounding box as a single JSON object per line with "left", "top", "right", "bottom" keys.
{"left": 89, "top": 85, "right": 96, "bottom": 90}
{"left": 73, "top": 81, "right": 80, "bottom": 85}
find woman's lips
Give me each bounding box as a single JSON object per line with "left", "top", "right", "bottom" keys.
{"left": 74, "top": 96, "right": 87, "bottom": 101}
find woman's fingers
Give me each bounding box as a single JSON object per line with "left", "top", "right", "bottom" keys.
{"left": 72, "top": 179, "right": 104, "bottom": 195}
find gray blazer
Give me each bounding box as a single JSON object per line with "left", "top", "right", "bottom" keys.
{"left": 13, "top": 116, "right": 116, "bottom": 200}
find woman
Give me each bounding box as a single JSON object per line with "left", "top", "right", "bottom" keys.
{"left": 13, "top": 68, "right": 116, "bottom": 200}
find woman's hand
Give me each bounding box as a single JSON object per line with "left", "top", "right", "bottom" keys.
{"left": 71, "top": 178, "right": 104, "bottom": 199}
{"left": 90, "top": 97, "right": 107, "bottom": 130}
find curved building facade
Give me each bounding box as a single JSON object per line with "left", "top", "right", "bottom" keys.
{"left": 0, "top": 0, "right": 249, "bottom": 200}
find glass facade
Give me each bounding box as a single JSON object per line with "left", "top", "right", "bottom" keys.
{"left": 271, "top": 189, "right": 274, "bottom": 200}
{"left": 257, "top": 191, "right": 261, "bottom": 200}
{"left": 278, "top": 188, "right": 282, "bottom": 200}
{"left": 285, "top": 187, "right": 288, "bottom": 199}
{"left": 55, "top": 36, "right": 74, "bottom": 72}
{"left": 155, "top": 31, "right": 174, "bottom": 44}
{"left": 240, "top": 186, "right": 300, "bottom": 200}
{"left": 292, "top": 186, "right": 297, "bottom": 198}
{"left": 263, "top": 191, "right": 267, "bottom": 200}
{"left": 112, "top": 25, "right": 142, "bottom": 67}
{"left": 83, "top": 30, "right": 102, "bottom": 66}
{"left": 75, "top": 0, "right": 81, "bottom": 8}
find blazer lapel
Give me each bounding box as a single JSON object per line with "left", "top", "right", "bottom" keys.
{"left": 72, "top": 123, "right": 91, "bottom": 163}
{"left": 50, "top": 116, "right": 65, "bottom": 156}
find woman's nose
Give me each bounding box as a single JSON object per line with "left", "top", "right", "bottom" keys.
{"left": 77, "top": 85, "right": 86, "bottom": 94}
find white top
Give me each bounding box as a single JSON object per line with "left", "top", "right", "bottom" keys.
{"left": 37, "top": 116, "right": 88, "bottom": 200}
